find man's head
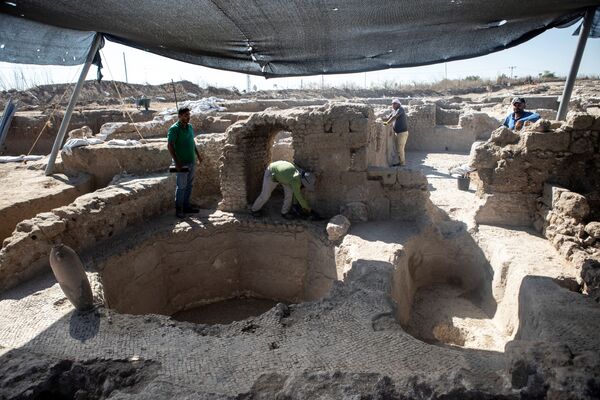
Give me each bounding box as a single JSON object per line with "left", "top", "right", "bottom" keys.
{"left": 511, "top": 97, "right": 526, "bottom": 113}
{"left": 392, "top": 98, "right": 401, "bottom": 110}
{"left": 178, "top": 107, "right": 191, "bottom": 124}
{"left": 300, "top": 170, "right": 316, "bottom": 191}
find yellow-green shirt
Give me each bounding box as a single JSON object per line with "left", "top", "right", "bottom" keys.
{"left": 269, "top": 161, "right": 310, "bottom": 212}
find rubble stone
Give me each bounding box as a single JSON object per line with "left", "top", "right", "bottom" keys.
{"left": 326, "top": 215, "right": 351, "bottom": 241}
{"left": 585, "top": 222, "right": 600, "bottom": 239}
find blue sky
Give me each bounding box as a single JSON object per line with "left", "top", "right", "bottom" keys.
{"left": 0, "top": 23, "right": 599, "bottom": 91}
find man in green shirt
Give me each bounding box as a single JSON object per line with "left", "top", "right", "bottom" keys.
{"left": 251, "top": 160, "right": 316, "bottom": 219}
{"left": 167, "top": 107, "right": 201, "bottom": 218}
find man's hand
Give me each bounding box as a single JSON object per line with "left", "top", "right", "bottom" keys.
{"left": 515, "top": 120, "right": 524, "bottom": 131}
{"left": 175, "top": 162, "right": 183, "bottom": 172}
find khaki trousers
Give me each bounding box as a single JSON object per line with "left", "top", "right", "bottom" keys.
{"left": 251, "top": 168, "right": 293, "bottom": 214}
{"left": 393, "top": 131, "right": 409, "bottom": 165}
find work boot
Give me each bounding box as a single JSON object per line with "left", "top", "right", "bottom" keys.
{"left": 176, "top": 207, "right": 185, "bottom": 218}
{"left": 184, "top": 206, "right": 200, "bottom": 213}
{"left": 251, "top": 209, "right": 263, "bottom": 217}
{"left": 282, "top": 213, "right": 295, "bottom": 220}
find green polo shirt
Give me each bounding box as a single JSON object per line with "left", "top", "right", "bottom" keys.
{"left": 167, "top": 121, "right": 196, "bottom": 164}
{"left": 269, "top": 160, "right": 310, "bottom": 212}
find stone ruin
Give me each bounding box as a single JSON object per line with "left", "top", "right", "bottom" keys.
{"left": 1, "top": 94, "right": 600, "bottom": 399}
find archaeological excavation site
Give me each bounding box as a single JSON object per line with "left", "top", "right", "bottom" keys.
{"left": 1, "top": 2, "right": 600, "bottom": 399}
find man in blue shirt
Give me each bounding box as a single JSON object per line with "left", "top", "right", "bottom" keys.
{"left": 503, "top": 97, "right": 540, "bottom": 131}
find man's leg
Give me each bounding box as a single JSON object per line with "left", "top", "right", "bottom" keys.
{"left": 183, "top": 163, "right": 197, "bottom": 212}
{"left": 281, "top": 184, "right": 293, "bottom": 215}
{"left": 390, "top": 132, "right": 401, "bottom": 166}
{"left": 251, "top": 169, "right": 278, "bottom": 212}
{"left": 397, "top": 131, "right": 409, "bottom": 165}
{"left": 175, "top": 169, "right": 189, "bottom": 217}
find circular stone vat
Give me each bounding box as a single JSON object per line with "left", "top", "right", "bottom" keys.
{"left": 391, "top": 231, "right": 507, "bottom": 351}
{"left": 98, "top": 219, "right": 336, "bottom": 324}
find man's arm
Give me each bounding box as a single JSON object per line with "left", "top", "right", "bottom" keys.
{"left": 167, "top": 142, "right": 181, "bottom": 171}
{"left": 384, "top": 109, "right": 398, "bottom": 125}
{"left": 520, "top": 112, "right": 540, "bottom": 123}
{"left": 292, "top": 180, "right": 311, "bottom": 213}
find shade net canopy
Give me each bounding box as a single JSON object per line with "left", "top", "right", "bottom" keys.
{"left": 0, "top": 0, "right": 599, "bottom": 77}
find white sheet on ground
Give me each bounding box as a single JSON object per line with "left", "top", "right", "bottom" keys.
{"left": 0, "top": 155, "right": 44, "bottom": 163}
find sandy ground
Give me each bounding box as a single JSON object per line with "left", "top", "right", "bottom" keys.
{"left": 405, "top": 151, "right": 475, "bottom": 222}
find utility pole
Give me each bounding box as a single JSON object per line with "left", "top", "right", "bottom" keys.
{"left": 508, "top": 66, "right": 516, "bottom": 80}
{"left": 246, "top": 74, "right": 251, "bottom": 92}
{"left": 364, "top": 72, "right": 367, "bottom": 89}
{"left": 444, "top": 63, "right": 448, "bottom": 80}
{"left": 123, "top": 52, "right": 128, "bottom": 83}
{"left": 321, "top": 75, "right": 324, "bottom": 90}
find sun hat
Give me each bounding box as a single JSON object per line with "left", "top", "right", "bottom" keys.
{"left": 300, "top": 170, "right": 316, "bottom": 191}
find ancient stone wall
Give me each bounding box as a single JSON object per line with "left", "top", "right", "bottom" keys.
{"left": 218, "top": 103, "right": 430, "bottom": 220}
{"left": 0, "top": 174, "right": 174, "bottom": 292}
{"left": 405, "top": 103, "right": 499, "bottom": 152}
{"left": 536, "top": 184, "right": 600, "bottom": 297}
{"left": 98, "top": 112, "right": 248, "bottom": 141}
{"left": 0, "top": 171, "right": 92, "bottom": 244}
{"left": 471, "top": 113, "right": 600, "bottom": 227}
{"left": 2, "top": 110, "right": 152, "bottom": 155}
{"left": 61, "top": 135, "right": 224, "bottom": 205}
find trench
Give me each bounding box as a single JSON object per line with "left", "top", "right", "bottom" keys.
{"left": 99, "top": 221, "right": 337, "bottom": 324}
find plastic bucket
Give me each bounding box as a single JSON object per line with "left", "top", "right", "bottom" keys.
{"left": 457, "top": 176, "right": 470, "bottom": 191}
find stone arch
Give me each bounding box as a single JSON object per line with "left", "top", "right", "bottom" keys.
{"left": 218, "top": 113, "right": 299, "bottom": 211}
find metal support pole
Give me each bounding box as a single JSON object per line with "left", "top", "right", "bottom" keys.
{"left": 556, "top": 9, "right": 595, "bottom": 121}
{"left": 45, "top": 33, "right": 103, "bottom": 176}
{"left": 123, "top": 52, "right": 128, "bottom": 83}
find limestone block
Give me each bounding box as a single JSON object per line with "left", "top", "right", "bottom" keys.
{"left": 523, "top": 130, "right": 571, "bottom": 152}
{"left": 387, "top": 188, "right": 429, "bottom": 220}
{"left": 367, "top": 167, "right": 397, "bottom": 186}
{"left": 585, "top": 222, "right": 600, "bottom": 239}
{"left": 349, "top": 117, "right": 368, "bottom": 132}
{"left": 341, "top": 202, "right": 368, "bottom": 222}
{"left": 474, "top": 193, "right": 536, "bottom": 226}
{"left": 528, "top": 119, "right": 552, "bottom": 133}
{"left": 566, "top": 112, "right": 595, "bottom": 130}
{"left": 569, "top": 137, "right": 594, "bottom": 154}
{"left": 555, "top": 192, "right": 590, "bottom": 221}
{"left": 490, "top": 126, "right": 520, "bottom": 146}
{"left": 558, "top": 241, "right": 578, "bottom": 258}
{"left": 458, "top": 112, "right": 500, "bottom": 139}
{"left": 470, "top": 142, "right": 499, "bottom": 169}
{"left": 68, "top": 125, "right": 94, "bottom": 139}
{"left": 347, "top": 131, "right": 369, "bottom": 147}
{"left": 396, "top": 169, "right": 428, "bottom": 189}
{"left": 542, "top": 183, "right": 568, "bottom": 208}
{"left": 326, "top": 215, "right": 351, "bottom": 241}
{"left": 331, "top": 119, "right": 350, "bottom": 134}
